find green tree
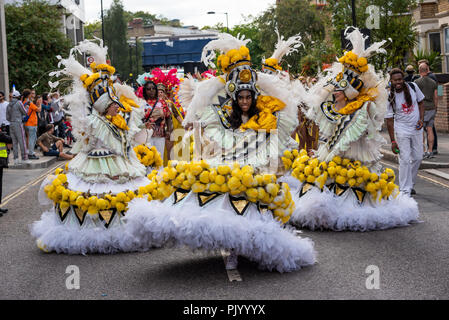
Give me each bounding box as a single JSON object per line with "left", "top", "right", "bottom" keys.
{"left": 84, "top": 21, "right": 102, "bottom": 40}
{"left": 255, "top": 0, "right": 326, "bottom": 74}
{"left": 327, "top": 0, "right": 418, "bottom": 70}
{"left": 103, "top": 0, "right": 129, "bottom": 79}
{"left": 5, "top": 0, "right": 72, "bottom": 92}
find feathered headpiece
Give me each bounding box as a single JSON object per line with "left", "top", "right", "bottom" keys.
{"left": 201, "top": 33, "right": 258, "bottom": 100}
{"left": 326, "top": 27, "right": 388, "bottom": 100}
{"left": 262, "top": 30, "right": 303, "bottom": 74}
{"left": 150, "top": 68, "right": 180, "bottom": 93}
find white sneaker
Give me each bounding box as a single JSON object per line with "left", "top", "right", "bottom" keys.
{"left": 14, "top": 159, "right": 21, "bottom": 165}
{"left": 225, "top": 250, "right": 238, "bottom": 270}
{"left": 22, "top": 159, "right": 32, "bottom": 164}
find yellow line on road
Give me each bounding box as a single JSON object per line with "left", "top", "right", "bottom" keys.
{"left": 380, "top": 161, "right": 449, "bottom": 190}
{"left": 1, "top": 162, "right": 66, "bottom": 206}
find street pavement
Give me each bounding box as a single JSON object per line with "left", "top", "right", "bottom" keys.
{"left": 0, "top": 157, "right": 448, "bottom": 300}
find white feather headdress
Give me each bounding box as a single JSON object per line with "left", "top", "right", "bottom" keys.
{"left": 201, "top": 33, "right": 251, "bottom": 69}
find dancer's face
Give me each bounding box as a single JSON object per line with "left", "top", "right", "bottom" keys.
{"left": 237, "top": 90, "right": 252, "bottom": 113}
{"left": 145, "top": 84, "right": 157, "bottom": 99}
{"left": 106, "top": 102, "right": 120, "bottom": 116}
{"left": 333, "top": 90, "right": 346, "bottom": 103}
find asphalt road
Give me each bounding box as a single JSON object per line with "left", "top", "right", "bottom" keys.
{"left": 0, "top": 160, "right": 448, "bottom": 300}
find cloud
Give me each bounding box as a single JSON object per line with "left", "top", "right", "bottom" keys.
{"left": 84, "top": 0, "right": 275, "bottom": 28}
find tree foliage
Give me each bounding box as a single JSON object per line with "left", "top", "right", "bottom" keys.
{"left": 255, "top": 0, "right": 327, "bottom": 74}
{"left": 327, "top": 0, "right": 418, "bottom": 70}
{"left": 5, "top": 0, "right": 72, "bottom": 92}
{"left": 103, "top": 0, "right": 137, "bottom": 80}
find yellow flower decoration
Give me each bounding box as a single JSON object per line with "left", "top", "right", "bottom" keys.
{"left": 240, "top": 96, "right": 286, "bottom": 132}
{"left": 283, "top": 149, "right": 399, "bottom": 202}
{"left": 133, "top": 144, "right": 162, "bottom": 168}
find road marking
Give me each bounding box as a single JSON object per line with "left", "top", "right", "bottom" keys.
{"left": 1, "top": 162, "right": 65, "bottom": 207}
{"left": 220, "top": 249, "right": 243, "bottom": 282}
{"left": 381, "top": 161, "right": 449, "bottom": 190}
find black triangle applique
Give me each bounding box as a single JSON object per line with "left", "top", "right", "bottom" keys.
{"left": 257, "top": 202, "right": 270, "bottom": 214}
{"left": 299, "top": 183, "right": 315, "bottom": 198}
{"left": 326, "top": 183, "right": 335, "bottom": 192}
{"left": 174, "top": 188, "right": 190, "bottom": 205}
{"left": 58, "top": 204, "right": 70, "bottom": 222}
{"left": 334, "top": 184, "right": 349, "bottom": 197}
{"left": 198, "top": 192, "right": 221, "bottom": 207}
{"left": 74, "top": 207, "right": 87, "bottom": 226}
{"left": 229, "top": 195, "right": 250, "bottom": 216}
{"left": 99, "top": 209, "right": 116, "bottom": 229}
{"left": 352, "top": 187, "right": 366, "bottom": 204}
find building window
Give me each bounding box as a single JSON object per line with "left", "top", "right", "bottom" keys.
{"left": 429, "top": 32, "right": 441, "bottom": 54}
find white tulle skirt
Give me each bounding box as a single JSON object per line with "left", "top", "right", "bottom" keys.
{"left": 125, "top": 191, "right": 317, "bottom": 272}
{"left": 30, "top": 208, "right": 152, "bottom": 255}
{"left": 284, "top": 177, "right": 420, "bottom": 231}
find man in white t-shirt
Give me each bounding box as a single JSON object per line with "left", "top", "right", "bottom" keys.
{"left": 385, "top": 68, "right": 425, "bottom": 195}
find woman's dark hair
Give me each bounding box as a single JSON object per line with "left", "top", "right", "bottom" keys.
{"left": 229, "top": 90, "right": 259, "bottom": 129}
{"left": 22, "top": 89, "right": 31, "bottom": 101}
{"left": 45, "top": 124, "right": 54, "bottom": 132}
{"left": 389, "top": 68, "right": 412, "bottom": 109}
{"left": 143, "top": 80, "right": 158, "bottom": 101}
{"left": 33, "top": 95, "right": 42, "bottom": 104}
{"left": 42, "top": 92, "right": 49, "bottom": 102}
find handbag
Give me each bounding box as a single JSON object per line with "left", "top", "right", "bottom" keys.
{"left": 22, "top": 105, "right": 32, "bottom": 123}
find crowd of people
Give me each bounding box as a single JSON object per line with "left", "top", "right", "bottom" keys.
{"left": 0, "top": 88, "right": 75, "bottom": 166}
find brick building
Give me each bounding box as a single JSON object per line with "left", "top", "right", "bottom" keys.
{"left": 413, "top": 0, "right": 449, "bottom": 132}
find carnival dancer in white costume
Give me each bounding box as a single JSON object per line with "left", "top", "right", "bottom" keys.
{"left": 125, "top": 34, "right": 316, "bottom": 272}
{"left": 31, "top": 40, "right": 162, "bottom": 254}
{"left": 284, "top": 28, "right": 419, "bottom": 231}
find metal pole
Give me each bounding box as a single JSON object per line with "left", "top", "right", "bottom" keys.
{"left": 129, "top": 45, "right": 132, "bottom": 81}
{"left": 101, "top": 0, "right": 105, "bottom": 43}
{"left": 135, "top": 37, "right": 138, "bottom": 77}
{"left": 351, "top": 0, "right": 356, "bottom": 27}
{"left": 225, "top": 13, "right": 229, "bottom": 33}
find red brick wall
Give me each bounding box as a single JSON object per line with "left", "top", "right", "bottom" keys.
{"left": 436, "top": 83, "right": 449, "bottom": 132}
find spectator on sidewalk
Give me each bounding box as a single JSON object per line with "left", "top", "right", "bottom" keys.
{"left": 21, "top": 89, "right": 32, "bottom": 147}
{"left": 415, "top": 63, "right": 438, "bottom": 159}
{"left": 386, "top": 68, "right": 425, "bottom": 195}
{"left": 404, "top": 65, "right": 419, "bottom": 82}
{"left": 6, "top": 90, "right": 30, "bottom": 165}
{"left": 0, "top": 128, "right": 12, "bottom": 215}
{"left": 63, "top": 115, "right": 74, "bottom": 146}
{"left": 37, "top": 94, "right": 48, "bottom": 137}
{"left": 24, "top": 95, "right": 42, "bottom": 160}
{"left": 0, "top": 91, "right": 10, "bottom": 135}
{"left": 36, "top": 124, "right": 73, "bottom": 160}
{"left": 50, "top": 92, "right": 64, "bottom": 137}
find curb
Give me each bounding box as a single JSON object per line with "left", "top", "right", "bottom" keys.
{"left": 7, "top": 157, "right": 58, "bottom": 170}
{"left": 424, "top": 169, "right": 449, "bottom": 181}
{"left": 381, "top": 149, "right": 449, "bottom": 169}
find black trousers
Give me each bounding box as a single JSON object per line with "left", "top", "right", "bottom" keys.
{"left": 433, "top": 125, "right": 438, "bottom": 151}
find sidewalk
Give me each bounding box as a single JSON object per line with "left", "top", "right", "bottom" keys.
{"left": 7, "top": 148, "right": 71, "bottom": 170}
{"left": 381, "top": 130, "right": 449, "bottom": 181}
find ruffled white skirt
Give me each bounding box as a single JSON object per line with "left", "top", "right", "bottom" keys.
{"left": 285, "top": 179, "right": 420, "bottom": 231}
{"left": 68, "top": 152, "right": 146, "bottom": 184}
{"left": 30, "top": 208, "right": 151, "bottom": 255}
{"left": 125, "top": 191, "right": 317, "bottom": 272}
